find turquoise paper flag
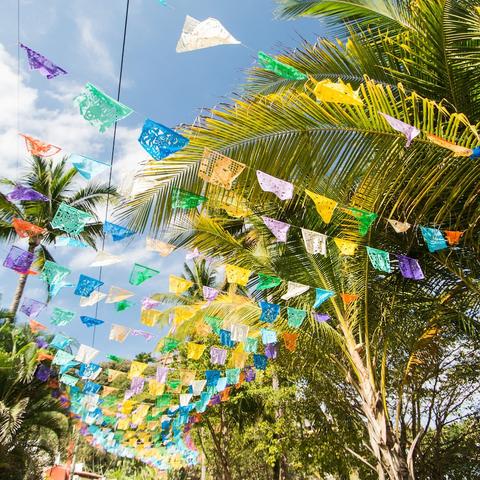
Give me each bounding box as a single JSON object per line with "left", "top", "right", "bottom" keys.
{"left": 366, "top": 246, "right": 391, "bottom": 273}
{"left": 313, "top": 288, "right": 335, "bottom": 308}
{"left": 420, "top": 226, "right": 448, "bottom": 253}
{"left": 70, "top": 154, "right": 109, "bottom": 180}
{"left": 51, "top": 202, "right": 93, "bottom": 235}
{"left": 244, "top": 337, "right": 258, "bottom": 353}
{"left": 51, "top": 307, "right": 75, "bottom": 326}
{"left": 260, "top": 328, "right": 277, "bottom": 345}
{"left": 129, "top": 263, "right": 159, "bottom": 286}
{"left": 50, "top": 334, "right": 72, "bottom": 350}
{"left": 103, "top": 221, "right": 135, "bottom": 241}
{"left": 287, "top": 307, "right": 307, "bottom": 328}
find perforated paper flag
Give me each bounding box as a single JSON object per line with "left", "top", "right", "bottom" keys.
{"left": 80, "top": 363, "right": 102, "bottom": 380}
{"left": 265, "top": 343, "right": 278, "bottom": 359}
{"left": 259, "top": 301, "right": 280, "bottom": 323}
{"left": 49, "top": 280, "right": 73, "bottom": 298}
{"left": 205, "top": 315, "right": 222, "bottom": 334}
{"left": 261, "top": 328, "right": 277, "bottom": 345}
{"left": 426, "top": 134, "right": 472, "bottom": 157}
{"left": 220, "top": 329, "right": 235, "bottom": 347}
{"left": 50, "top": 333, "right": 72, "bottom": 350}
{"left": 287, "top": 307, "right": 307, "bottom": 328}
{"left": 313, "top": 78, "right": 363, "bottom": 106}
{"left": 20, "top": 297, "right": 45, "bottom": 318}
{"left": 198, "top": 148, "right": 245, "bottom": 190}
{"left": 230, "top": 323, "right": 249, "bottom": 342}
{"left": 90, "top": 251, "right": 122, "bottom": 267}
{"left": 341, "top": 293, "right": 358, "bottom": 304}
{"left": 130, "top": 329, "right": 154, "bottom": 341}
{"left": 40, "top": 261, "right": 69, "bottom": 285}
{"left": 314, "top": 288, "right": 335, "bottom": 308}
{"left": 3, "top": 246, "right": 34, "bottom": 274}
{"left": 56, "top": 236, "right": 88, "bottom": 248}
{"left": 116, "top": 299, "right": 134, "bottom": 312}
{"left": 256, "top": 273, "right": 282, "bottom": 290}
{"left": 305, "top": 190, "right": 338, "bottom": 223}
{"left": 171, "top": 187, "right": 206, "bottom": 209}
{"left": 129, "top": 361, "right": 148, "bottom": 379}
{"left": 420, "top": 226, "right": 448, "bottom": 253}
{"left": 51, "top": 203, "right": 93, "bottom": 235}
{"left": 74, "top": 83, "right": 133, "bottom": 133}
{"left": 109, "top": 324, "right": 130, "bottom": 342}
{"left": 20, "top": 43, "right": 67, "bottom": 79}
{"left": 283, "top": 332, "right": 299, "bottom": 352}
{"left": 334, "top": 238, "right": 357, "bottom": 256}
{"left": 366, "top": 246, "right": 391, "bottom": 273}
{"left": 60, "top": 374, "right": 78, "bottom": 387}
{"left": 176, "top": 15, "right": 240, "bottom": 53}
{"left": 388, "top": 219, "right": 411, "bottom": 233}
{"left": 106, "top": 286, "right": 134, "bottom": 303}
{"left": 139, "top": 119, "right": 189, "bottom": 160}
{"left": 253, "top": 354, "right": 267, "bottom": 371}
{"left": 256, "top": 170, "right": 294, "bottom": 200}
{"left": 225, "top": 264, "right": 251, "bottom": 286}
{"left": 29, "top": 319, "right": 47, "bottom": 333}
{"left": 202, "top": 286, "right": 219, "bottom": 302}
{"left": 397, "top": 255, "right": 424, "bottom": 280}
{"left": 6, "top": 185, "right": 48, "bottom": 202}
{"left": 281, "top": 281, "right": 310, "bottom": 300}
{"left": 346, "top": 207, "right": 378, "bottom": 236}
{"left": 257, "top": 51, "right": 307, "bottom": 80}
{"left": 378, "top": 112, "right": 420, "bottom": 147}
{"left": 146, "top": 238, "right": 176, "bottom": 256}
{"left": 80, "top": 316, "right": 105, "bottom": 327}
{"left": 244, "top": 337, "right": 258, "bottom": 353}
{"left": 210, "top": 347, "right": 227, "bottom": 365}
{"left": 314, "top": 312, "right": 330, "bottom": 323}
{"left": 141, "top": 308, "right": 162, "bottom": 327}
{"left": 261, "top": 216, "right": 290, "bottom": 242}
{"left": 129, "top": 263, "right": 159, "bottom": 286}
{"left": 141, "top": 297, "right": 161, "bottom": 310}
{"left": 50, "top": 307, "right": 75, "bottom": 326}
{"left": 80, "top": 291, "right": 106, "bottom": 307}
{"left": 168, "top": 275, "right": 193, "bottom": 295}
{"left": 70, "top": 154, "right": 109, "bottom": 180}
{"left": 159, "top": 337, "right": 179, "bottom": 353}
{"left": 187, "top": 342, "right": 206, "bottom": 360}
{"left": 104, "top": 221, "right": 135, "bottom": 241}
{"left": 444, "top": 231, "right": 463, "bottom": 245}
{"left": 301, "top": 228, "right": 327, "bottom": 255}
{"left": 74, "top": 274, "right": 104, "bottom": 297}
{"left": 53, "top": 350, "right": 75, "bottom": 366}
{"left": 19, "top": 133, "right": 61, "bottom": 157}
{"left": 12, "top": 218, "right": 45, "bottom": 238}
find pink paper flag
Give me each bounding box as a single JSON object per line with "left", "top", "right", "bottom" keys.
{"left": 256, "top": 171, "right": 294, "bottom": 200}
{"left": 379, "top": 112, "right": 420, "bottom": 147}
{"left": 261, "top": 216, "right": 290, "bottom": 242}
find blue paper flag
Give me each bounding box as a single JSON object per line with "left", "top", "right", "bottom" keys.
{"left": 56, "top": 236, "right": 89, "bottom": 248}
{"left": 103, "top": 221, "right": 135, "bottom": 241}
{"left": 205, "top": 370, "right": 221, "bottom": 387}
{"left": 219, "top": 329, "right": 235, "bottom": 348}
{"left": 138, "top": 119, "right": 189, "bottom": 161}
{"left": 74, "top": 274, "right": 104, "bottom": 297}
{"left": 50, "top": 334, "right": 72, "bottom": 350}
{"left": 80, "top": 316, "right": 105, "bottom": 327}
{"left": 420, "top": 226, "right": 448, "bottom": 253}
{"left": 83, "top": 381, "right": 101, "bottom": 394}
{"left": 313, "top": 288, "right": 335, "bottom": 309}
{"left": 70, "top": 154, "right": 109, "bottom": 180}
{"left": 259, "top": 301, "right": 280, "bottom": 323}
{"left": 253, "top": 354, "right": 267, "bottom": 370}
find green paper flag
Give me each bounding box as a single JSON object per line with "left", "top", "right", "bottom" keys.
{"left": 107, "top": 354, "right": 123, "bottom": 363}
{"left": 258, "top": 51, "right": 308, "bottom": 80}
{"left": 50, "top": 307, "right": 75, "bottom": 326}
{"left": 156, "top": 393, "right": 172, "bottom": 409}
{"left": 205, "top": 315, "right": 222, "bottom": 334}
{"left": 347, "top": 207, "right": 378, "bottom": 236}
{"left": 129, "top": 263, "right": 159, "bottom": 286}
{"left": 287, "top": 307, "right": 307, "bottom": 328}
{"left": 161, "top": 337, "right": 179, "bottom": 353}
{"left": 366, "top": 246, "right": 391, "bottom": 273}
{"left": 171, "top": 187, "right": 207, "bottom": 209}
{"left": 257, "top": 273, "right": 282, "bottom": 290}
{"left": 116, "top": 299, "right": 135, "bottom": 312}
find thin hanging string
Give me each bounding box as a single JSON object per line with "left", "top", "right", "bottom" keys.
{"left": 16, "top": 0, "right": 20, "bottom": 171}
{"left": 92, "top": 0, "right": 130, "bottom": 348}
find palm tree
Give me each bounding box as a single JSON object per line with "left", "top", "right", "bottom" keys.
{"left": 0, "top": 155, "right": 116, "bottom": 315}
{"left": 118, "top": 2, "right": 480, "bottom": 478}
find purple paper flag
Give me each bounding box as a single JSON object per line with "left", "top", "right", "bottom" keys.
{"left": 313, "top": 313, "right": 330, "bottom": 323}
{"left": 141, "top": 297, "right": 161, "bottom": 310}
{"left": 156, "top": 366, "right": 169, "bottom": 384}
{"left": 186, "top": 248, "right": 200, "bottom": 260}
{"left": 244, "top": 366, "right": 256, "bottom": 382}
{"left": 35, "top": 364, "right": 51, "bottom": 382}
{"left": 20, "top": 43, "right": 67, "bottom": 79}
{"left": 379, "top": 112, "right": 420, "bottom": 148}
{"left": 265, "top": 343, "right": 278, "bottom": 360}
{"left": 6, "top": 185, "right": 49, "bottom": 202}
{"left": 130, "top": 329, "right": 155, "bottom": 341}
{"left": 203, "top": 286, "right": 219, "bottom": 302}
{"left": 3, "top": 246, "right": 34, "bottom": 274}
{"left": 397, "top": 255, "right": 425, "bottom": 280}
{"left": 130, "top": 376, "right": 145, "bottom": 395}
{"left": 261, "top": 216, "right": 290, "bottom": 242}
{"left": 209, "top": 394, "right": 221, "bottom": 406}
{"left": 36, "top": 337, "right": 48, "bottom": 349}
{"left": 20, "top": 297, "right": 46, "bottom": 318}
{"left": 210, "top": 347, "right": 227, "bottom": 365}
{"left": 256, "top": 171, "right": 294, "bottom": 200}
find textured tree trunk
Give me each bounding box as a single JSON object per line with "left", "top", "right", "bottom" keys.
{"left": 9, "top": 242, "right": 37, "bottom": 317}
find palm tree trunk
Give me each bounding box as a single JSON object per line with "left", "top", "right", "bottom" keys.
{"left": 9, "top": 242, "right": 36, "bottom": 317}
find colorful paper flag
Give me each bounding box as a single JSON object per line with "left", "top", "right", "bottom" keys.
{"left": 281, "top": 281, "right": 310, "bottom": 300}
{"left": 261, "top": 216, "right": 290, "bottom": 242}
{"left": 301, "top": 228, "right": 327, "bottom": 255}
{"left": 420, "top": 226, "right": 448, "bottom": 252}
{"left": 129, "top": 264, "right": 159, "bottom": 286}
{"left": 20, "top": 297, "right": 45, "bottom": 318}
{"left": 444, "top": 231, "right": 463, "bottom": 245}
{"left": 106, "top": 286, "right": 134, "bottom": 303}
{"left": 426, "top": 134, "right": 472, "bottom": 157}
{"left": 19, "top": 133, "right": 61, "bottom": 157}
{"left": 305, "top": 190, "right": 338, "bottom": 223}
{"left": 74, "top": 274, "right": 104, "bottom": 297}
{"left": 313, "top": 288, "right": 335, "bottom": 308}
{"left": 388, "top": 219, "right": 411, "bottom": 233}
{"left": 80, "top": 316, "right": 105, "bottom": 327}
{"left": 103, "top": 221, "right": 135, "bottom": 241}
{"left": 257, "top": 51, "right": 307, "bottom": 80}
{"left": 256, "top": 273, "right": 282, "bottom": 290}
{"left": 80, "top": 291, "right": 107, "bottom": 307}
{"left": 334, "top": 238, "right": 357, "bottom": 256}
{"left": 51, "top": 202, "right": 93, "bottom": 235}
{"left": 20, "top": 43, "right": 67, "bottom": 79}
{"left": 12, "top": 218, "right": 45, "bottom": 238}
{"left": 109, "top": 324, "right": 130, "bottom": 342}
{"left": 198, "top": 148, "right": 245, "bottom": 190}
{"left": 259, "top": 301, "right": 280, "bottom": 323}
{"left": 287, "top": 307, "right": 307, "bottom": 328}
{"left": 346, "top": 207, "right": 378, "bottom": 236}
{"left": 3, "top": 245, "right": 34, "bottom": 274}
{"left": 50, "top": 307, "right": 75, "bottom": 326}
{"left": 6, "top": 185, "right": 48, "bottom": 202}
{"left": 313, "top": 78, "right": 363, "bottom": 106}
{"left": 146, "top": 238, "right": 176, "bottom": 256}
{"left": 171, "top": 187, "right": 206, "bottom": 209}
{"left": 225, "top": 264, "right": 251, "bottom": 286}
{"left": 256, "top": 170, "right": 294, "bottom": 200}
{"left": 397, "top": 255, "right": 425, "bottom": 280}
{"left": 89, "top": 251, "right": 123, "bottom": 267}
{"left": 366, "top": 246, "right": 391, "bottom": 273}
{"left": 70, "top": 154, "right": 109, "bottom": 180}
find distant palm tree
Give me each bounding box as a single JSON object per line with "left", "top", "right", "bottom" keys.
{"left": 0, "top": 155, "right": 116, "bottom": 315}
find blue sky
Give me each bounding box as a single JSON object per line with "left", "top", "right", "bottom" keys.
{"left": 0, "top": 0, "right": 322, "bottom": 361}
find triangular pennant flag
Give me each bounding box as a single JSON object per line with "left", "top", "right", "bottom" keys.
{"left": 346, "top": 207, "right": 378, "bottom": 236}
{"left": 187, "top": 342, "right": 206, "bottom": 360}
{"left": 19, "top": 133, "right": 61, "bottom": 157}
{"left": 198, "top": 148, "right": 246, "bottom": 190}
{"left": 51, "top": 202, "right": 93, "bottom": 235}
{"left": 334, "top": 238, "right": 357, "bottom": 256}
{"left": 106, "top": 286, "right": 134, "bottom": 303}
{"left": 388, "top": 219, "right": 411, "bottom": 233}
{"left": 378, "top": 112, "right": 420, "bottom": 147}
{"left": 169, "top": 275, "right": 193, "bottom": 294}
{"left": 19, "top": 43, "right": 67, "bottom": 79}
{"left": 80, "top": 291, "right": 107, "bottom": 307}
{"left": 313, "top": 78, "right": 363, "bottom": 106}
{"left": 89, "top": 251, "right": 123, "bottom": 267}
{"left": 426, "top": 134, "right": 472, "bottom": 157}
{"left": 420, "top": 226, "right": 448, "bottom": 253}
{"left": 287, "top": 307, "right": 307, "bottom": 328}
{"left": 109, "top": 324, "right": 130, "bottom": 342}
{"left": 70, "top": 154, "right": 109, "bottom": 180}
{"left": 76, "top": 344, "right": 99, "bottom": 363}
{"left": 313, "top": 288, "right": 335, "bottom": 309}
{"left": 171, "top": 187, "right": 206, "bottom": 209}
{"left": 256, "top": 273, "right": 282, "bottom": 290}
{"left": 366, "top": 246, "right": 391, "bottom": 273}
{"left": 138, "top": 119, "right": 189, "bottom": 161}
{"left": 129, "top": 264, "right": 159, "bottom": 286}
{"left": 257, "top": 52, "right": 307, "bottom": 80}
{"left": 116, "top": 299, "right": 135, "bottom": 312}
{"left": 281, "top": 281, "right": 310, "bottom": 300}
{"left": 176, "top": 15, "right": 240, "bottom": 53}
{"left": 225, "top": 264, "right": 251, "bottom": 286}
{"left": 313, "top": 312, "right": 330, "bottom": 323}
{"left": 74, "top": 83, "right": 133, "bottom": 133}
{"left": 103, "top": 221, "right": 135, "bottom": 241}
{"left": 6, "top": 185, "right": 48, "bottom": 202}
{"left": 29, "top": 319, "right": 47, "bottom": 333}
{"left": 301, "top": 228, "right": 327, "bottom": 255}
{"left": 146, "top": 238, "right": 176, "bottom": 256}
{"left": 141, "top": 309, "right": 163, "bottom": 327}
{"left": 444, "top": 230, "right": 463, "bottom": 246}
{"left": 305, "top": 190, "right": 338, "bottom": 223}
{"left": 396, "top": 255, "right": 425, "bottom": 280}
{"left": 50, "top": 307, "right": 75, "bottom": 326}
{"left": 129, "top": 361, "right": 148, "bottom": 379}
{"left": 74, "top": 274, "right": 104, "bottom": 297}
{"left": 12, "top": 218, "right": 46, "bottom": 238}
{"left": 256, "top": 170, "right": 294, "bottom": 200}
{"left": 80, "top": 316, "right": 105, "bottom": 327}
{"left": 340, "top": 293, "right": 358, "bottom": 304}
{"left": 261, "top": 216, "right": 290, "bottom": 242}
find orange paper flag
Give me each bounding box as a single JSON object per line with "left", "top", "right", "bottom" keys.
{"left": 20, "top": 133, "right": 61, "bottom": 157}
{"left": 340, "top": 293, "right": 359, "bottom": 304}
{"left": 283, "top": 332, "right": 299, "bottom": 352}
{"left": 29, "top": 319, "right": 47, "bottom": 333}
{"left": 444, "top": 230, "right": 463, "bottom": 245}
{"left": 12, "top": 218, "right": 46, "bottom": 238}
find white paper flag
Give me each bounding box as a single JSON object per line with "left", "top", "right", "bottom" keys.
{"left": 80, "top": 291, "right": 107, "bottom": 307}
{"left": 230, "top": 323, "right": 250, "bottom": 342}
{"left": 106, "top": 286, "right": 134, "bottom": 304}
{"left": 76, "top": 344, "right": 99, "bottom": 364}
{"left": 90, "top": 251, "right": 123, "bottom": 267}
{"left": 176, "top": 15, "right": 240, "bottom": 53}
{"left": 281, "top": 281, "right": 310, "bottom": 300}
{"left": 146, "top": 237, "right": 176, "bottom": 256}
{"left": 191, "top": 379, "right": 207, "bottom": 396}
{"left": 301, "top": 228, "right": 327, "bottom": 255}
{"left": 388, "top": 219, "right": 411, "bottom": 233}
{"left": 180, "top": 393, "right": 193, "bottom": 406}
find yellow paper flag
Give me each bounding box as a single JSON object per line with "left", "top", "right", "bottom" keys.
{"left": 313, "top": 78, "right": 363, "bottom": 106}
{"left": 169, "top": 275, "right": 193, "bottom": 294}
{"left": 128, "top": 361, "right": 148, "bottom": 379}
{"left": 108, "top": 369, "right": 125, "bottom": 383}
{"left": 148, "top": 379, "right": 165, "bottom": 396}
{"left": 141, "top": 308, "right": 163, "bottom": 327}
{"left": 187, "top": 342, "right": 206, "bottom": 360}
{"left": 174, "top": 306, "right": 197, "bottom": 325}
{"left": 305, "top": 190, "right": 338, "bottom": 223}
{"left": 334, "top": 238, "right": 358, "bottom": 256}
{"left": 231, "top": 344, "right": 248, "bottom": 368}
{"left": 225, "top": 264, "right": 251, "bottom": 286}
